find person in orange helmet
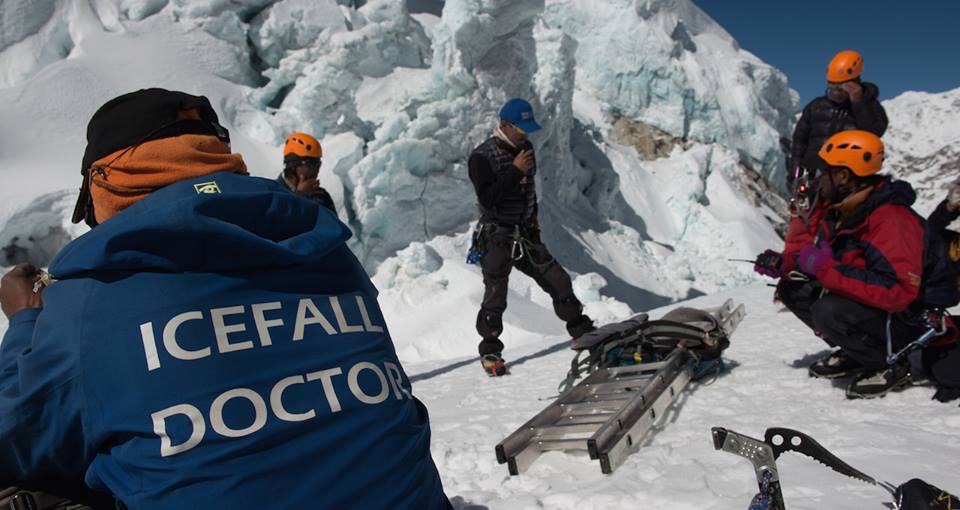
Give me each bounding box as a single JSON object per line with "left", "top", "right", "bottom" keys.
{"left": 280, "top": 132, "right": 337, "bottom": 216}
{"left": 754, "top": 131, "right": 960, "bottom": 399}
{"left": 787, "top": 50, "right": 888, "bottom": 190}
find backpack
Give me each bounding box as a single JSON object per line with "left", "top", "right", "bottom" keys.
{"left": 559, "top": 306, "right": 733, "bottom": 393}
{"left": 919, "top": 218, "right": 960, "bottom": 309}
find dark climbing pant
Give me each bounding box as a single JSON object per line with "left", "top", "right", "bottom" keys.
{"left": 922, "top": 323, "right": 960, "bottom": 396}
{"left": 777, "top": 279, "right": 927, "bottom": 370}
{"left": 475, "top": 225, "right": 590, "bottom": 356}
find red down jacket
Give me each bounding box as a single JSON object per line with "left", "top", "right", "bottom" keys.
{"left": 782, "top": 177, "right": 923, "bottom": 313}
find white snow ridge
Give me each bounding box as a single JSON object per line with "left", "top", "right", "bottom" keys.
{"left": 0, "top": 1, "right": 957, "bottom": 509}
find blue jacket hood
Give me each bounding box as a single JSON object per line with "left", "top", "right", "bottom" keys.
{"left": 1, "top": 172, "right": 450, "bottom": 510}
{"left": 50, "top": 172, "right": 350, "bottom": 277}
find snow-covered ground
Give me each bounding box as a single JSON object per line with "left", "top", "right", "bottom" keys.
{"left": 407, "top": 284, "right": 960, "bottom": 510}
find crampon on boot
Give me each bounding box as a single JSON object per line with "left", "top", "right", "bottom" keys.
{"left": 481, "top": 354, "right": 508, "bottom": 377}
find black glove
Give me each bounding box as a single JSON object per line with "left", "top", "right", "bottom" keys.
{"left": 753, "top": 249, "right": 784, "bottom": 279}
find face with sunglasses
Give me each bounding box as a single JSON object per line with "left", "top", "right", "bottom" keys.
{"left": 284, "top": 158, "right": 324, "bottom": 198}
{"left": 826, "top": 80, "right": 863, "bottom": 104}
{"left": 810, "top": 164, "right": 859, "bottom": 203}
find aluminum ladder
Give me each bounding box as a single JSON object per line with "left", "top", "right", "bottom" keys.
{"left": 495, "top": 299, "right": 746, "bottom": 475}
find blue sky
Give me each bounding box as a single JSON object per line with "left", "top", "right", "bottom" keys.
{"left": 694, "top": 1, "right": 960, "bottom": 104}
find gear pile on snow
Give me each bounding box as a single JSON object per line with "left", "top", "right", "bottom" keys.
{"left": 559, "top": 303, "right": 735, "bottom": 393}
{"left": 496, "top": 300, "right": 744, "bottom": 475}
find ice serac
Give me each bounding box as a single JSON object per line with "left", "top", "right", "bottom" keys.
{"left": 340, "top": 0, "right": 553, "bottom": 267}
{"left": 248, "top": 0, "right": 432, "bottom": 140}
{"left": 881, "top": 86, "right": 960, "bottom": 216}
{"left": 0, "top": 0, "right": 77, "bottom": 88}
{"left": 344, "top": 0, "right": 785, "bottom": 310}
{"left": 543, "top": 0, "right": 798, "bottom": 187}
{"left": 0, "top": 0, "right": 804, "bottom": 311}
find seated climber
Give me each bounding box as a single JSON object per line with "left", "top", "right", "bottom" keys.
{"left": 753, "top": 130, "right": 958, "bottom": 399}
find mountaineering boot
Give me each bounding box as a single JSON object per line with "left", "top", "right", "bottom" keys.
{"left": 481, "top": 353, "right": 508, "bottom": 377}
{"left": 845, "top": 362, "right": 911, "bottom": 399}
{"left": 808, "top": 349, "right": 862, "bottom": 379}
{"left": 566, "top": 315, "right": 596, "bottom": 340}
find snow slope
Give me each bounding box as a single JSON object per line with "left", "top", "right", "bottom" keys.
{"left": 882, "top": 86, "right": 960, "bottom": 217}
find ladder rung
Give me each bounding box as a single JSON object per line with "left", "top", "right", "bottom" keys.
{"left": 585, "top": 378, "right": 661, "bottom": 392}
{"left": 569, "top": 394, "right": 631, "bottom": 403}
{"left": 559, "top": 402, "right": 622, "bottom": 414}
{"left": 555, "top": 413, "right": 616, "bottom": 425}
{"left": 537, "top": 422, "right": 606, "bottom": 436}
{"left": 606, "top": 363, "right": 670, "bottom": 376}
{"left": 536, "top": 438, "right": 590, "bottom": 451}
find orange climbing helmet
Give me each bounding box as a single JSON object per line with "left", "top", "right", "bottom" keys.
{"left": 283, "top": 132, "right": 322, "bottom": 161}
{"left": 818, "top": 130, "right": 884, "bottom": 177}
{"left": 826, "top": 50, "right": 863, "bottom": 83}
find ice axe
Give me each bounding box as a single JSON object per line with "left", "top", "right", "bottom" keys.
{"left": 713, "top": 427, "right": 960, "bottom": 509}
{"left": 712, "top": 427, "right": 897, "bottom": 510}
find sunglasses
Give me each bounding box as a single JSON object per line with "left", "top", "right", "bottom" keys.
{"left": 808, "top": 165, "right": 850, "bottom": 180}
{"left": 291, "top": 158, "right": 322, "bottom": 172}
{"left": 826, "top": 83, "right": 852, "bottom": 95}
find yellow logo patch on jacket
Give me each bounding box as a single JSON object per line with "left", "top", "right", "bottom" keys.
{"left": 194, "top": 181, "right": 221, "bottom": 194}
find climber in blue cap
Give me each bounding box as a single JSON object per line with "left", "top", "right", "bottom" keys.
{"left": 466, "top": 98, "right": 594, "bottom": 377}
{"left": 498, "top": 98, "right": 542, "bottom": 134}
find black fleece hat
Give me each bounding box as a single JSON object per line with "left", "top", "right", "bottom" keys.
{"left": 72, "top": 88, "right": 231, "bottom": 225}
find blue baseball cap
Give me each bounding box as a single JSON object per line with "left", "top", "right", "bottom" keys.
{"left": 499, "top": 98, "right": 541, "bottom": 133}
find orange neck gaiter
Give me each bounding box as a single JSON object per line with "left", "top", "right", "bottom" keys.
{"left": 90, "top": 134, "right": 248, "bottom": 224}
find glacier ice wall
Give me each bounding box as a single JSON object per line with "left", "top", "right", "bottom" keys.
{"left": 0, "top": 0, "right": 797, "bottom": 310}
{"left": 543, "top": 0, "right": 798, "bottom": 185}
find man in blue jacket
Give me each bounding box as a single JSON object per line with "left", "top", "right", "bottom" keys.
{"left": 0, "top": 88, "right": 451, "bottom": 509}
